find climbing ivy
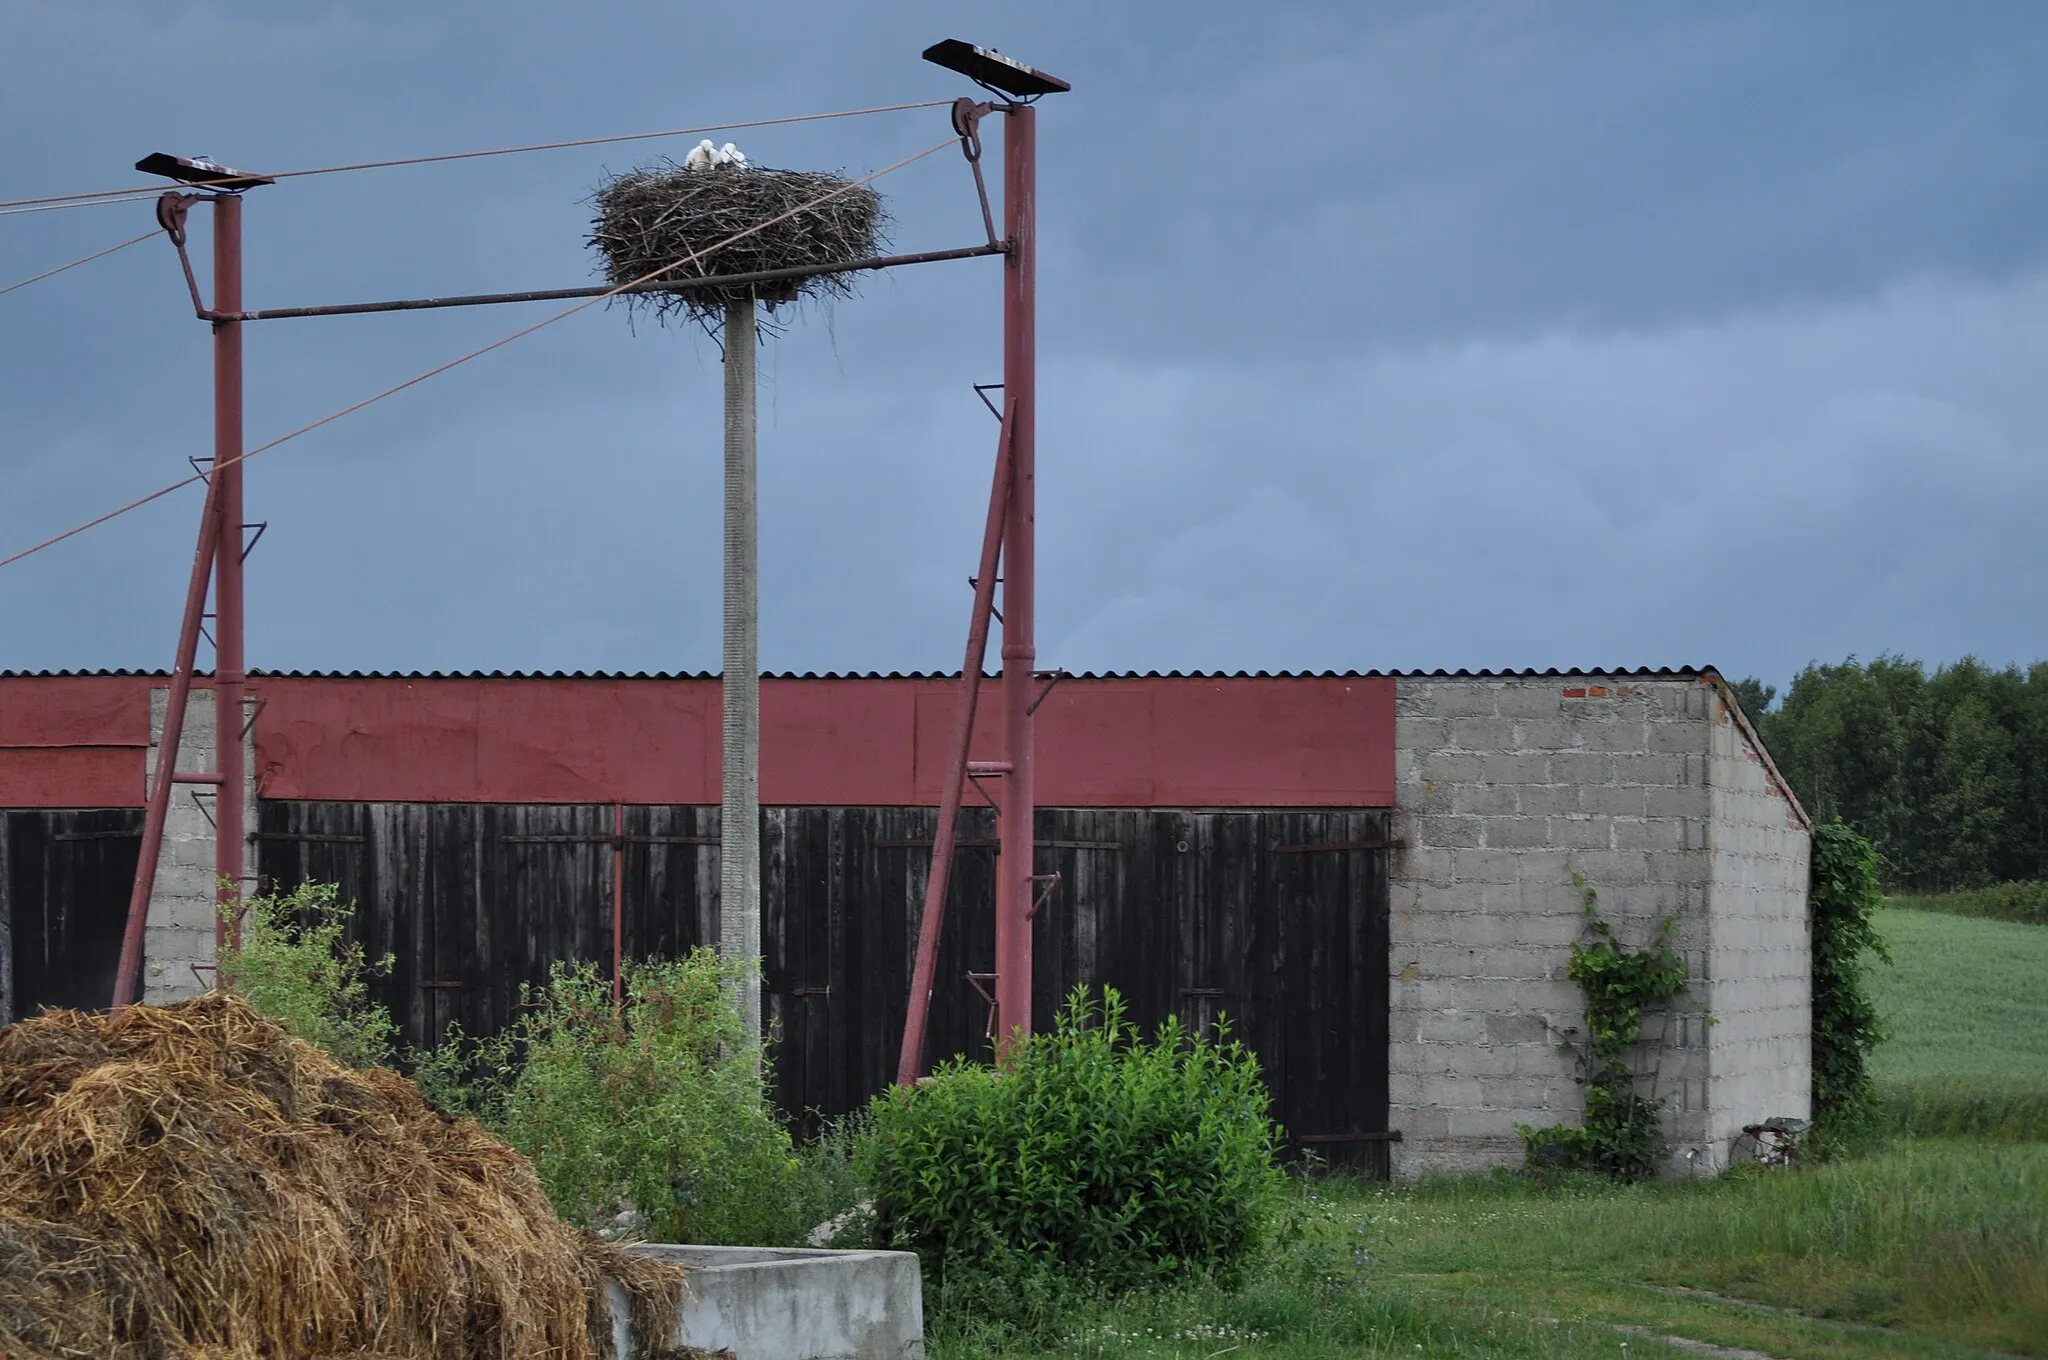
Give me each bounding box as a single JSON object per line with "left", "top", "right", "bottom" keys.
{"left": 1518, "top": 875, "right": 1689, "bottom": 1183}
{"left": 1809, "top": 821, "right": 1890, "bottom": 1147}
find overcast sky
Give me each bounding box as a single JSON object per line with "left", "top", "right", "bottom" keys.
{"left": 3, "top": 2, "right": 2044, "bottom": 693}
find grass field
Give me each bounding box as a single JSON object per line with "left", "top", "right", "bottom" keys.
{"left": 928, "top": 906, "right": 2048, "bottom": 1359}
{"left": 1869, "top": 906, "right": 2048, "bottom": 1139}
{"left": 932, "top": 1145, "right": 2048, "bottom": 1359}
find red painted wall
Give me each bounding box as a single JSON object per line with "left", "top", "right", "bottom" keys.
{"left": 0, "top": 675, "right": 154, "bottom": 806}
{"left": 2, "top": 674, "right": 1395, "bottom": 809}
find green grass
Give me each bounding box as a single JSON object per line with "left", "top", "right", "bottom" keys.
{"left": 924, "top": 904, "right": 2048, "bottom": 1359}
{"left": 1868, "top": 907, "right": 2048, "bottom": 1140}
{"left": 1361, "top": 1144, "right": 2048, "bottom": 1355}
{"left": 1886, "top": 881, "right": 2048, "bottom": 927}
{"left": 928, "top": 1147, "right": 2048, "bottom": 1357}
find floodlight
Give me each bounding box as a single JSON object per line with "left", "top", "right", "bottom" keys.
{"left": 922, "top": 40, "right": 1070, "bottom": 97}
{"left": 134, "top": 152, "right": 273, "bottom": 188}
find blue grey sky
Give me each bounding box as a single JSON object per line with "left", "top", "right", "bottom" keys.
{"left": 3, "top": 2, "right": 2044, "bottom": 690}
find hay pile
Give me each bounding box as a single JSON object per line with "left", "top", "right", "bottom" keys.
{"left": 588, "top": 160, "right": 885, "bottom": 321}
{"left": 0, "top": 994, "right": 690, "bottom": 1360}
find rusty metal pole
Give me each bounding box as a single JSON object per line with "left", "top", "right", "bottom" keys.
{"left": 113, "top": 476, "right": 223, "bottom": 1009}
{"left": 612, "top": 800, "right": 626, "bottom": 1007}
{"left": 212, "top": 192, "right": 247, "bottom": 957}
{"left": 994, "top": 103, "right": 1037, "bottom": 1059}
{"left": 895, "top": 408, "right": 1012, "bottom": 1086}
{"left": 721, "top": 296, "right": 762, "bottom": 1057}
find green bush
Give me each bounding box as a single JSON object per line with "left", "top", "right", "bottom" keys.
{"left": 858, "top": 986, "right": 1285, "bottom": 1293}
{"left": 214, "top": 884, "right": 822, "bottom": 1246}
{"left": 489, "top": 952, "right": 809, "bottom": 1246}
{"left": 214, "top": 881, "right": 396, "bottom": 1070}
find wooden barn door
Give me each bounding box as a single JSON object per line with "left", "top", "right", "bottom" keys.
{"left": 1014, "top": 808, "right": 1392, "bottom": 1175}
{"left": 762, "top": 807, "right": 1003, "bottom": 1129}
{"left": 261, "top": 802, "right": 617, "bottom": 1050}
{"left": 1262, "top": 812, "right": 1392, "bottom": 1173}
{"left": 2, "top": 809, "right": 143, "bottom": 1022}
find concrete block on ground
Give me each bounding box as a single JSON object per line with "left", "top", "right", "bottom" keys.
{"left": 620, "top": 1245, "right": 924, "bottom": 1360}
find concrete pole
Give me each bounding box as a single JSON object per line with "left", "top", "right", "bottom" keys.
{"left": 720, "top": 297, "right": 762, "bottom": 1053}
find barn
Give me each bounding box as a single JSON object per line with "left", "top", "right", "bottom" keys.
{"left": 0, "top": 665, "right": 1809, "bottom": 1176}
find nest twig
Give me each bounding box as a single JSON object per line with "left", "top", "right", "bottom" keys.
{"left": 589, "top": 160, "right": 887, "bottom": 326}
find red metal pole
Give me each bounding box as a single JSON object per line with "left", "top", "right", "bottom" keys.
{"left": 895, "top": 409, "right": 1012, "bottom": 1086}
{"left": 212, "top": 193, "right": 247, "bottom": 956}
{"left": 112, "top": 475, "right": 223, "bottom": 1009}
{"left": 994, "top": 104, "right": 1037, "bottom": 1059}
{"left": 613, "top": 800, "right": 625, "bottom": 1007}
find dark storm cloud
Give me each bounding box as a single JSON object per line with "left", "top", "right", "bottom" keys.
{"left": 3, "top": 1, "right": 2045, "bottom": 687}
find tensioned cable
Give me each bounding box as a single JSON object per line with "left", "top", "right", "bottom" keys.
{"left": 0, "top": 137, "right": 956, "bottom": 573}
{"left": 0, "top": 230, "right": 158, "bottom": 297}
{"left": 0, "top": 99, "right": 953, "bottom": 212}
{"left": 0, "top": 192, "right": 166, "bottom": 219}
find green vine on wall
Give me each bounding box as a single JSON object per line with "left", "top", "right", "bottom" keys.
{"left": 1809, "top": 821, "right": 1890, "bottom": 1148}
{"left": 1518, "top": 874, "right": 1689, "bottom": 1182}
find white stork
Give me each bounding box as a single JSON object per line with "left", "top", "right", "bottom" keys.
{"left": 683, "top": 139, "right": 719, "bottom": 171}
{"left": 719, "top": 142, "right": 748, "bottom": 168}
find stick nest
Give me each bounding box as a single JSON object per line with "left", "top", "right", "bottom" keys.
{"left": 0, "top": 994, "right": 706, "bottom": 1360}
{"left": 588, "top": 161, "right": 886, "bottom": 323}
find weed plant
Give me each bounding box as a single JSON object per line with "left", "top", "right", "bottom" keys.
{"left": 214, "top": 881, "right": 397, "bottom": 1070}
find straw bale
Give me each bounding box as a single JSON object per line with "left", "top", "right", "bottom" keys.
{"left": 0, "top": 995, "right": 701, "bottom": 1360}
{"left": 588, "top": 160, "right": 886, "bottom": 322}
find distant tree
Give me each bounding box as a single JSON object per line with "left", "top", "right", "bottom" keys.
{"left": 1729, "top": 676, "right": 1776, "bottom": 720}
{"left": 1760, "top": 654, "right": 2046, "bottom": 889}
{"left": 2015, "top": 663, "right": 2048, "bottom": 881}
{"left": 1923, "top": 694, "right": 2018, "bottom": 890}
{"left": 1770, "top": 657, "right": 1909, "bottom": 846}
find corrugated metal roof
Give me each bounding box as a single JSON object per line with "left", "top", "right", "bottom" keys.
{"left": 1, "top": 666, "right": 1718, "bottom": 681}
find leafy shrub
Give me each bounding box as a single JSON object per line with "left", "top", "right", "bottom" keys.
{"left": 214, "top": 881, "right": 396, "bottom": 1070}
{"left": 1811, "top": 822, "right": 1891, "bottom": 1144}
{"left": 214, "top": 884, "right": 817, "bottom": 1246}
{"left": 489, "top": 952, "right": 809, "bottom": 1246}
{"left": 1517, "top": 875, "right": 1687, "bottom": 1182}
{"left": 858, "top": 986, "right": 1285, "bottom": 1293}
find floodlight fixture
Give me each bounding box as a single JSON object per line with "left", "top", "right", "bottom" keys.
{"left": 922, "top": 39, "right": 1070, "bottom": 98}
{"left": 134, "top": 152, "right": 273, "bottom": 188}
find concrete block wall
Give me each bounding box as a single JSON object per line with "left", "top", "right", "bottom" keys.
{"left": 1388, "top": 675, "right": 1724, "bottom": 1176}
{"left": 141, "top": 688, "right": 255, "bottom": 1005}
{"left": 1387, "top": 672, "right": 1811, "bottom": 1177}
{"left": 1705, "top": 694, "right": 1811, "bottom": 1142}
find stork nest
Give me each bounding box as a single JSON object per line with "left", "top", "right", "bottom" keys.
{"left": 0, "top": 994, "right": 699, "bottom": 1360}
{"left": 588, "top": 161, "right": 887, "bottom": 323}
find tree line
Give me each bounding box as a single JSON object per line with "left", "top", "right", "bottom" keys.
{"left": 1731, "top": 658, "right": 2048, "bottom": 891}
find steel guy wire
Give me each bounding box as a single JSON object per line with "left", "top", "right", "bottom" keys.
{"left": 0, "top": 136, "right": 957, "bottom": 573}
{"left": 0, "top": 99, "right": 954, "bottom": 212}
{"left": 0, "top": 230, "right": 158, "bottom": 297}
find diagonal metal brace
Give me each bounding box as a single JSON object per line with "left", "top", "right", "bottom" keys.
{"left": 1027, "top": 669, "right": 1068, "bottom": 716}
{"left": 966, "top": 970, "right": 999, "bottom": 1038}
{"left": 1027, "top": 871, "right": 1060, "bottom": 921}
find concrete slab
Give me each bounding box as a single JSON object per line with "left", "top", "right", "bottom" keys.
{"left": 610, "top": 1244, "right": 924, "bottom": 1360}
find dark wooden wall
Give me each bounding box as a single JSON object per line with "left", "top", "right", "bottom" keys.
{"left": 2, "top": 809, "right": 143, "bottom": 1024}
{"left": 256, "top": 802, "right": 1393, "bottom": 1171}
